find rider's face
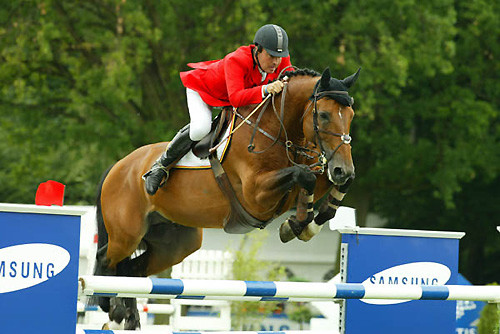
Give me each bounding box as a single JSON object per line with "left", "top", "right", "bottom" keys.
{"left": 257, "top": 49, "right": 282, "bottom": 74}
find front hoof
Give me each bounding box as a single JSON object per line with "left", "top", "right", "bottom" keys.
{"left": 279, "top": 220, "right": 297, "bottom": 243}
{"left": 298, "top": 221, "right": 323, "bottom": 241}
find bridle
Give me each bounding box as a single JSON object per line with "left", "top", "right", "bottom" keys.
{"left": 235, "top": 76, "right": 353, "bottom": 174}
{"left": 308, "top": 85, "right": 353, "bottom": 173}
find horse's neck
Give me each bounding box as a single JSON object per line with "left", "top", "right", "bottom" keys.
{"left": 232, "top": 75, "right": 316, "bottom": 158}
{"left": 277, "top": 76, "right": 316, "bottom": 141}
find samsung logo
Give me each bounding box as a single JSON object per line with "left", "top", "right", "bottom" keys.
{"left": 361, "top": 262, "right": 451, "bottom": 305}
{"left": 0, "top": 243, "right": 70, "bottom": 293}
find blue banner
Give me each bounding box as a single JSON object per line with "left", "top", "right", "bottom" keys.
{"left": 341, "top": 229, "right": 461, "bottom": 334}
{"left": 0, "top": 210, "right": 81, "bottom": 334}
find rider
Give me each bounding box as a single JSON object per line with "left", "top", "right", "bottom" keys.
{"left": 143, "top": 24, "right": 294, "bottom": 195}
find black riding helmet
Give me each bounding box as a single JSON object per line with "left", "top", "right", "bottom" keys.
{"left": 253, "top": 24, "right": 289, "bottom": 57}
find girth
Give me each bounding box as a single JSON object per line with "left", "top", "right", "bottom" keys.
{"left": 209, "top": 154, "right": 272, "bottom": 233}
{"left": 207, "top": 108, "right": 288, "bottom": 234}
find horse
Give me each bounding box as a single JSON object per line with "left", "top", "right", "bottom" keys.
{"left": 92, "top": 67, "right": 360, "bottom": 329}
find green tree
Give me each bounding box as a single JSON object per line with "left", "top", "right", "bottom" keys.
{"left": 0, "top": 0, "right": 498, "bottom": 284}
{"left": 0, "top": 0, "right": 264, "bottom": 203}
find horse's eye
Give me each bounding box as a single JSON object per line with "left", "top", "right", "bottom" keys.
{"left": 318, "top": 111, "right": 330, "bottom": 122}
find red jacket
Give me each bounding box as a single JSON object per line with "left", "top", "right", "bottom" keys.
{"left": 180, "top": 45, "right": 292, "bottom": 108}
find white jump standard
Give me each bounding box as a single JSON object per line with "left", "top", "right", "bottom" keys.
{"left": 80, "top": 276, "right": 500, "bottom": 303}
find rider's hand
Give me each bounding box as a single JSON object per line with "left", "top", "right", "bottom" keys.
{"left": 265, "top": 80, "right": 284, "bottom": 95}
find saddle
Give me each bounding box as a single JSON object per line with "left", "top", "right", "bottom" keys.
{"left": 191, "top": 109, "right": 231, "bottom": 160}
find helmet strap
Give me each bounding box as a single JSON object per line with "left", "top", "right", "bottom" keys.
{"left": 253, "top": 46, "right": 266, "bottom": 77}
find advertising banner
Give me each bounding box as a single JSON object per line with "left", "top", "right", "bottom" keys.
{"left": 0, "top": 204, "right": 83, "bottom": 334}
{"left": 340, "top": 227, "right": 464, "bottom": 334}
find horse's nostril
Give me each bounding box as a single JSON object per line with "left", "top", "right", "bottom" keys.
{"left": 334, "top": 167, "right": 343, "bottom": 176}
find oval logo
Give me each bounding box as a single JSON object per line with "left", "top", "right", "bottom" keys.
{"left": 361, "top": 262, "right": 451, "bottom": 305}
{"left": 0, "top": 243, "right": 70, "bottom": 293}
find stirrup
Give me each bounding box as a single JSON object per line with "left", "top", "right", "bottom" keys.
{"left": 142, "top": 162, "right": 168, "bottom": 181}
{"left": 159, "top": 170, "right": 170, "bottom": 188}
{"left": 142, "top": 164, "right": 170, "bottom": 195}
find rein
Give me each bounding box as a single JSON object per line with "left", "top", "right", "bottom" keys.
{"left": 236, "top": 81, "right": 354, "bottom": 173}
{"left": 309, "top": 88, "right": 353, "bottom": 173}
{"left": 217, "top": 74, "right": 353, "bottom": 174}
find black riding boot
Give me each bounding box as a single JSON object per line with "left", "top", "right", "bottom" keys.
{"left": 143, "top": 125, "right": 193, "bottom": 195}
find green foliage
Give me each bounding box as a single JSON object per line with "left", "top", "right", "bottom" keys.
{"left": 230, "top": 231, "right": 286, "bottom": 330}
{"left": 288, "top": 303, "right": 313, "bottom": 330}
{"left": 477, "top": 283, "right": 500, "bottom": 334}
{"left": 0, "top": 0, "right": 498, "bottom": 284}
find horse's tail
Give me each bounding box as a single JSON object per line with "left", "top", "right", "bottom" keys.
{"left": 95, "top": 165, "right": 113, "bottom": 258}
{"left": 88, "top": 164, "right": 115, "bottom": 311}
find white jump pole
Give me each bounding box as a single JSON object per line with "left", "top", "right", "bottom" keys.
{"left": 80, "top": 276, "right": 500, "bottom": 303}
{"left": 76, "top": 331, "right": 336, "bottom": 334}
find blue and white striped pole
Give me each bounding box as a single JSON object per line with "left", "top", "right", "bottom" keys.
{"left": 76, "top": 331, "right": 335, "bottom": 334}
{"left": 80, "top": 276, "right": 500, "bottom": 303}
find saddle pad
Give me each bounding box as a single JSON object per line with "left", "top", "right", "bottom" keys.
{"left": 174, "top": 113, "right": 235, "bottom": 169}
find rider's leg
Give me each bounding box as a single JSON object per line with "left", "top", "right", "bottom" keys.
{"left": 143, "top": 124, "right": 192, "bottom": 195}
{"left": 143, "top": 88, "right": 212, "bottom": 195}
{"left": 186, "top": 88, "right": 213, "bottom": 141}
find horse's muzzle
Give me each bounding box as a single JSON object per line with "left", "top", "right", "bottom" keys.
{"left": 327, "top": 162, "right": 355, "bottom": 185}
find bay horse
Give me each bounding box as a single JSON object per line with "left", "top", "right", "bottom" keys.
{"left": 93, "top": 67, "right": 359, "bottom": 329}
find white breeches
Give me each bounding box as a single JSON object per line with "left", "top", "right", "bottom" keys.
{"left": 186, "top": 88, "right": 213, "bottom": 141}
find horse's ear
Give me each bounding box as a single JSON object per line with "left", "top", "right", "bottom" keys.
{"left": 320, "top": 67, "right": 331, "bottom": 88}
{"left": 341, "top": 67, "right": 361, "bottom": 88}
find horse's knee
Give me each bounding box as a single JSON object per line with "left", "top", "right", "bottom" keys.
{"left": 294, "top": 167, "right": 316, "bottom": 194}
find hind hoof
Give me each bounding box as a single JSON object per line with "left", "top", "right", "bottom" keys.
{"left": 124, "top": 310, "right": 141, "bottom": 330}
{"left": 109, "top": 304, "right": 126, "bottom": 323}
{"left": 102, "top": 321, "right": 124, "bottom": 330}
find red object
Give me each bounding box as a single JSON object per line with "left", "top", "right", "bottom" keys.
{"left": 35, "top": 180, "right": 65, "bottom": 206}
{"left": 180, "top": 45, "right": 292, "bottom": 108}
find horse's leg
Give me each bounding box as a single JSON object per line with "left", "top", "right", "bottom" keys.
{"left": 299, "top": 177, "right": 353, "bottom": 240}
{"left": 123, "top": 298, "right": 140, "bottom": 330}
{"left": 112, "top": 249, "right": 150, "bottom": 330}
{"left": 93, "top": 241, "right": 140, "bottom": 330}
{"left": 142, "top": 212, "right": 203, "bottom": 275}
{"left": 98, "top": 184, "right": 149, "bottom": 330}
{"left": 101, "top": 218, "right": 202, "bottom": 329}
{"left": 248, "top": 165, "right": 317, "bottom": 242}
{"left": 96, "top": 244, "right": 147, "bottom": 330}
{"left": 92, "top": 244, "right": 112, "bottom": 313}
{"left": 279, "top": 187, "right": 316, "bottom": 242}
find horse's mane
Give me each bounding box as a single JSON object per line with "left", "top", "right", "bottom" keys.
{"left": 279, "top": 68, "right": 320, "bottom": 80}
